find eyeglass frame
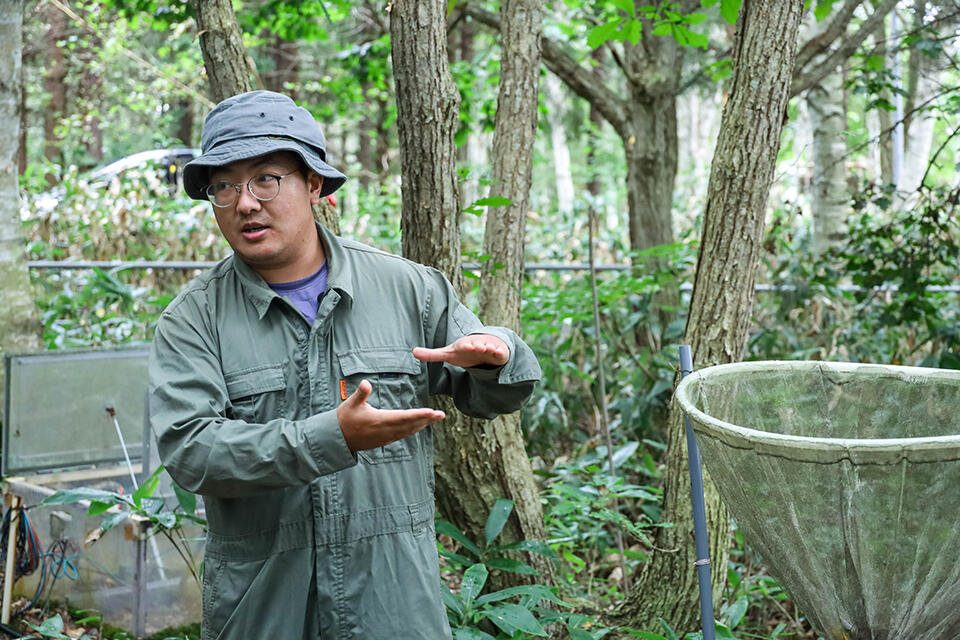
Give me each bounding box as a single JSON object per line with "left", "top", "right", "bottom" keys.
{"left": 205, "top": 169, "right": 300, "bottom": 208}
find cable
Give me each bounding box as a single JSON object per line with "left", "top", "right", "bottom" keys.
{"left": 0, "top": 506, "right": 80, "bottom": 620}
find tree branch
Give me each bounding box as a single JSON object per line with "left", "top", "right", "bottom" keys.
{"left": 794, "top": 0, "right": 861, "bottom": 72}
{"left": 790, "top": 0, "right": 899, "bottom": 97}
{"left": 464, "top": 3, "right": 629, "bottom": 135}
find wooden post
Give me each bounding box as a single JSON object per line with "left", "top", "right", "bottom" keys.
{"left": 2, "top": 494, "right": 23, "bottom": 624}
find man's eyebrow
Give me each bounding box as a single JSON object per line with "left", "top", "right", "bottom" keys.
{"left": 252, "top": 154, "right": 284, "bottom": 169}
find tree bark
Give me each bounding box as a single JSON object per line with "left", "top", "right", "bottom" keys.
{"left": 475, "top": 0, "right": 553, "bottom": 586}
{"left": 465, "top": 1, "right": 695, "bottom": 256}
{"left": 265, "top": 33, "right": 299, "bottom": 100}
{"left": 42, "top": 0, "right": 66, "bottom": 165}
{"left": 191, "top": 0, "right": 254, "bottom": 102}
{"left": 804, "top": 9, "right": 849, "bottom": 254}
{"left": 392, "top": 0, "right": 553, "bottom": 588}
{"left": 391, "top": 0, "right": 463, "bottom": 281}
{"left": 1, "top": 0, "right": 43, "bottom": 417}
{"left": 613, "top": 0, "right": 805, "bottom": 635}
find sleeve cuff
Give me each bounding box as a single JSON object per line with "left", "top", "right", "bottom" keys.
{"left": 302, "top": 409, "right": 358, "bottom": 475}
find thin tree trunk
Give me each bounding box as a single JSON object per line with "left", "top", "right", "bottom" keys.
{"left": 476, "top": 0, "right": 552, "bottom": 586}
{"left": 1, "top": 0, "right": 44, "bottom": 416}
{"left": 191, "top": 0, "right": 254, "bottom": 102}
{"left": 875, "top": 18, "right": 895, "bottom": 185}
{"left": 391, "top": 0, "right": 463, "bottom": 280}
{"left": 807, "top": 64, "right": 848, "bottom": 253}
{"left": 265, "top": 33, "right": 299, "bottom": 99}
{"left": 544, "top": 72, "right": 574, "bottom": 216}
{"left": 78, "top": 29, "right": 103, "bottom": 163}
{"left": 175, "top": 97, "right": 195, "bottom": 146}
{"left": 614, "top": 0, "right": 805, "bottom": 634}
{"left": 17, "top": 38, "right": 26, "bottom": 175}
{"left": 392, "top": 0, "right": 553, "bottom": 588}
{"left": 42, "top": 0, "right": 66, "bottom": 165}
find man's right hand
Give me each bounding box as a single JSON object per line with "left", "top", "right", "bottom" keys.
{"left": 337, "top": 379, "right": 445, "bottom": 452}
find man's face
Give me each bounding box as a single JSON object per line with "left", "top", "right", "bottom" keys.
{"left": 208, "top": 151, "right": 324, "bottom": 282}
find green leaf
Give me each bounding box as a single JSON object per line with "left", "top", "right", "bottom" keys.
{"left": 133, "top": 465, "right": 164, "bottom": 507}
{"left": 491, "top": 539, "right": 559, "bottom": 559}
{"left": 473, "top": 196, "right": 513, "bottom": 207}
{"left": 474, "top": 584, "right": 572, "bottom": 608}
{"left": 172, "top": 480, "right": 197, "bottom": 515}
{"left": 724, "top": 596, "right": 748, "bottom": 629}
{"left": 720, "top": 0, "right": 740, "bottom": 24}
{"left": 621, "top": 630, "right": 667, "bottom": 639}
{"left": 480, "top": 603, "right": 547, "bottom": 637}
{"left": 658, "top": 618, "right": 680, "bottom": 640}
{"left": 624, "top": 18, "right": 643, "bottom": 44}
{"left": 652, "top": 22, "right": 672, "bottom": 37}
{"left": 678, "top": 26, "right": 708, "bottom": 49}
{"left": 485, "top": 498, "right": 514, "bottom": 546}
{"left": 587, "top": 19, "right": 623, "bottom": 49}
{"left": 814, "top": 0, "right": 836, "bottom": 21}
{"left": 41, "top": 488, "right": 120, "bottom": 507}
{"left": 26, "top": 615, "right": 71, "bottom": 639}
{"left": 483, "top": 557, "right": 538, "bottom": 574}
{"left": 441, "top": 581, "right": 464, "bottom": 616}
{"left": 460, "top": 563, "right": 488, "bottom": 605}
{"left": 685, "top": 12, "right": 708, "bottom": 24}
{"left": 99, "top": 510, "right": 130, "bottom": 534}
{"left": 86, "top": 500, "right": 113, "bottom": 517}
{"left": 453, "top": 628, "right": 496, "bottom": 640}
{"left": 611, "top": 0, "right": 635, "bottom": 14}
{"left": 436, "top": 520, "right": 483, "bottom": 558}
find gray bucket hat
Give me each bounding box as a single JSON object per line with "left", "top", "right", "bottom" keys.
{"left": 182, "top": 90, "right": 347, "bottom": 201}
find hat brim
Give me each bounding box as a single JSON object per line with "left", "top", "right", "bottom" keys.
{"left": 182, "top": 136, "right": 347, "bottom": 201}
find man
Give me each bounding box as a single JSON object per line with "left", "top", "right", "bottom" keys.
{"left": 148, "top": 90, "right": 541, "bottom": 640}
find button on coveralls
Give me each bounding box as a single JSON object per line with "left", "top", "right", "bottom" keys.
{"left": 148, "top": 225, "right": 542, "bottom": 640}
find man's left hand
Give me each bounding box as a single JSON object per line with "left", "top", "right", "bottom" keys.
{"left": 413, "top": 334, "right": 509, "bottom": 368}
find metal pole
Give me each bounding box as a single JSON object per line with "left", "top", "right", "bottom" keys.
{"left": 679, "top": 345, "right": 715, "bottom": 640}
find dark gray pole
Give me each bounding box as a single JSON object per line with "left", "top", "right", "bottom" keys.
{"left": 679, "top": 345, "right": 715, "bottom": 640}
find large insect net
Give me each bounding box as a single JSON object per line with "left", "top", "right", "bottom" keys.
{"left": 675, "top": 361, "right": 960, "bottom": 640}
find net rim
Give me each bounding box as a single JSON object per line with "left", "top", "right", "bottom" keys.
{"left": 674, "top": 360, "right": 960, "bottom": 464}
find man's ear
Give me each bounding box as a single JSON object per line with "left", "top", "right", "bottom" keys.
{"left": 307, "top": 172, "right": 324, "bottom": 205}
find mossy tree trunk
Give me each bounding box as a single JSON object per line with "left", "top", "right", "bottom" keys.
{"left": 612, "top": 0, "right": 805, "bottom": 635}
{"left": 1, "top": 0, "right": 43, "bottom": 416}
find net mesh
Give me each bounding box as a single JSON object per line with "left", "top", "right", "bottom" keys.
{"left": 675, "top": 361, "right": 960, "bottom": 640}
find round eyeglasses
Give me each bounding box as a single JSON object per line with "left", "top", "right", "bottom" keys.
{"left": 205, "top": 169, "right": 299, "bottom": 208}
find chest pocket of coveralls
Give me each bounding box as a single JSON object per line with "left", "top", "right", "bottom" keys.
{"left": 338, "top": 348, "right": 422, "bottom": 464}
{"left": 223, "top": 363, "right": 287, "bottom": 423}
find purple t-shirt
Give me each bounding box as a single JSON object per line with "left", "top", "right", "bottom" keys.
{"left": 268, "top": 263, "right": 328, "bottom": 325}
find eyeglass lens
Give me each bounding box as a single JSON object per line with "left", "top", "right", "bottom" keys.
{"left": 207, "top": 174, "right": 283, "bottom": 207}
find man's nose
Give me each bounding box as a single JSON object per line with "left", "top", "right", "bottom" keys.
{"left": 235, "top": 184, "right": 261, "bottom": 214}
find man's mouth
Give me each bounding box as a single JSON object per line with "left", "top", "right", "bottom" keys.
{"left": 241, "top": 224, "right": 270, "bottom": 240}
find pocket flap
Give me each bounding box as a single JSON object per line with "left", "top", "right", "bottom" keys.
{"left": 338, "top": 348, "right": 421, "bottom": 377}
{"left": 224, "top": 363, "right": 286, "bottom": 400}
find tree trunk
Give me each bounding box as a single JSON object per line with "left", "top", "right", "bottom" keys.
{"left": 807, "top": 62, "right": 848, "bottom": 253}
{"left": 391, "top": 0, "right": 463, "bottom": 281}
{"left": 17, "top": 36, "right": 26, "bottom": 175}
{"left": 42, "top": 0, "right": 66, "bottom": 165}
{"left": 265, "top": 33, "right": 299, "bottom": 99}
{"left": 1, "top": 0, "right": 43, "bottom": 416}
{"left": 174, "top": 97, "right": 195, "bottom": 146}
{"left": 78, "top": 30, "right": 103, "bottom": 163}
{"left": 614, "top": 1, "right": 805, "bottom": 635}
{"left": 899, "top": 1, "right": 958, "bottom": 198}
{"left": 544, "top": 72, "right": 574, "bottom": 216}
{"left": 392, "top": 0, "right": 553, "bottom": 587}
{"left": 191, "top": 0, "right": 254, "bottom": 102}
{"left": 874, "top": 19, "right": 895, "bottom": 185}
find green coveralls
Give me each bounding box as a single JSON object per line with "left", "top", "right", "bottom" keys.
{"left": 148, "top": 225, "right": 541, "bottom": 640}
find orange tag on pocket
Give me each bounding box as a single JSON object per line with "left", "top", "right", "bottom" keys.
{"left": 340, "top": 379, "right": 347, "bottom": 400}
